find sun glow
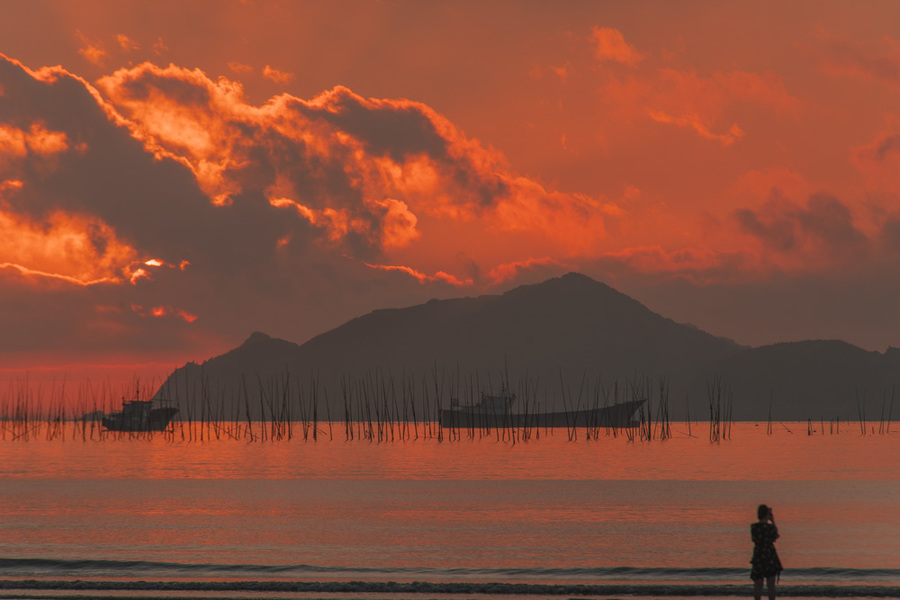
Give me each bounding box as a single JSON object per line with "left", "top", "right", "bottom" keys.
{"left": 130, "top": 304, "right": 197, "bottom": 323}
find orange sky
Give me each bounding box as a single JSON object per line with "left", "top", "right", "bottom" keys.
{"left": 2, "top": 0, "right": 900, "bottom": 383}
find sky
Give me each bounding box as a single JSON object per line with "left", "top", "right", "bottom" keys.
{"left": 2, "top": 0, "right": 900, "bottom": 384}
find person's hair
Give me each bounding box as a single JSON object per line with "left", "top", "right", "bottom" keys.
{"left": 757, "top": 504, "right": 770, "bottom": 520}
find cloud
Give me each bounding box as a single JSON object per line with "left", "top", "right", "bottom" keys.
{"left": 592, "top": 245, "right": 738, "bottom": 285}
{"left": 735, "top": 207, "right": 797, "bottom": 253}
{"left": 153, "top": 37, "right": 169, "bottom": 55}
{"left": 362, "top": 262, "right": 472, "bottom": 287}
{"left": 735, "top": 192, "right": 869, "bottom": 267}
{"left": 487, "top": 257, "right": 568, "bottom": 285}
{"left": 0, "top": 54, "right": 639, "bottom": 362}
{"left": 117, "top": 34, "right": 139, "bottom": 52}
{"left": 732, "top": 168, "right": 812, "bottom": 205}
{"left": 228, "top": 61, "right": 253, "bottom": 74}
{"left": 4, "top": 49, "right": 880, "bottom": 365}
{"left": 0, "top": 207, "right": 137, "bottom": 285}
{"left": 94, "top": 62, "right": 614, "bottom": 261}
{"left": 853, "top": 130, "right": 900, "bottom": 195}
{"left": 76, "top": 31, "right": 107, "bottom": 66}
{"left": 810, "top": 29, "right": 900, "bottom": 86}
{"left": 597, "top": 65, "right": 798, "bottom": 145}
{"left": 590, "top": 27, "right": 645, "bottom": 66}
{"left": 0, "top": 261, "right": 224, "bottom": 377}
{"left": 0, "top": 55, "right": 261, "bottom": 357}
{"left": 869, "top": 133, "right": 900, "bottom": 161}
{"left": 649, "top": 68, "right": 797, "bottom": 143}
{"left": 648, "top": 110, "right": 744, "bottom": 146}
{"left": 262, "top": 65, "right": 294, "bottom": 84}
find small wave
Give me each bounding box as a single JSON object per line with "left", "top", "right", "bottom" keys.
{"left": 2, "top": 559, "right": 900, "bottom": 590}
{"left": 1, "top": 579, "right": 900, "bottom": 598}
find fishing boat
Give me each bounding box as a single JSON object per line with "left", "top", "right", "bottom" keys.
{"left": 440, "top": 388, "right": 645, "bottom": 429}
{"left": 102, "top": 394, "right": 179, "bottom": 432}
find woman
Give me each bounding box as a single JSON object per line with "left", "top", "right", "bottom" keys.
{"left": 750, "top": 504, "right": 783, "bottom": 600}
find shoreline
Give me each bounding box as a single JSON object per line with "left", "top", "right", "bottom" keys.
{"left": 3, "top": 579, "right": 900, "bottom": 599}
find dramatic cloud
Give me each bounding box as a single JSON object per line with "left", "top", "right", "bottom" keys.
{"left": 0, "top": 54, "right": 627, "bottom": 363}
{"left": 93, "top": 62, "right": 619, "bottom": 264}
{"left": 0, "top": 209, "right": 136, "bottom": 285}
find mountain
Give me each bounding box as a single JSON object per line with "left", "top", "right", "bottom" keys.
{"left": 292, "top": 272, "right": 742, "bottom": 377}
{"left": 693, "top": 340, "right": 900, "bottom": 421}
{"left": 155, "top": 272, "right": 900, "bottom": 421}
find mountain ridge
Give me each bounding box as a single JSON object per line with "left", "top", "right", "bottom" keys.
{"left": 157, "top": 272, "right": 898, "bottom": 420}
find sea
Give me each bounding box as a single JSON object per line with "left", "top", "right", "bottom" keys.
{"left": 0, "top": 421, "right": 898, "bottom": 599}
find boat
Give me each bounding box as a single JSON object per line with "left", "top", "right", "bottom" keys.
{"left": 102, "top": 393, "right": 179, "bottom": 432}
{"left": 439, "top": 388, "right": 645, "bottom": 429}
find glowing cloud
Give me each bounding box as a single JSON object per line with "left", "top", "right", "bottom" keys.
{"left": 95, "top": 63, "right": 617, "bottom": 264}
{"left": 0, "top": 209, "right": 138, "bottom": 285}
{"left": 116, "top": 34, "right": 139, "bottom": 51}
{"left": 228, "top": 62, "right": 253, "bottom": 74}
{"left": 487, "top": 258, "right": 567, "bottom": 285}
{"left": 130, "top": 304, "right": 198, "bottom": 323}
{"left": 648, "top": 110, "right": 744, "bottom": 146}
{"left": 363, "top": 262, "right": 472, "bottom": 287}
{"left": 591, "top": 27, "right": 645, "bottom": 66}
{"left": 0, "top": 123, "right": 69, "bottom": 161}
{"left": 262, "top": 65, "right": 294, "bottom": 84}
{"left": 76, "top": 31, "right": 107, "bottom": 66}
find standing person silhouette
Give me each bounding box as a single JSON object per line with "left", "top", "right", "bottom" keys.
{"left": 750, "top": 504, "right": 783, "bottom": 600}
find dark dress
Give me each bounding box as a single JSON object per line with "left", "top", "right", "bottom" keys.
{"left": 750, "top": 521, "right": 783, "bottom": 580}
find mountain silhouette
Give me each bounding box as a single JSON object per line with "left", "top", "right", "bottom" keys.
{"left": 694, "top": 340, "right": 900, "bottom": 420}
{"left": 156, "top": 272, "right": 899, "bottom": 421}
{"left": 292, "top": 272, "right": 741, "bottom": 377}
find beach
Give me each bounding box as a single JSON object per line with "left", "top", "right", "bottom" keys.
{"left": 1, "top": 424, "right": 898, "bottom": 599}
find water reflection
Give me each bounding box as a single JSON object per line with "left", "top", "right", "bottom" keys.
{"left": 0, "top": 423, "right": 897, "bottom": 577}
{"left": 0, "top": 422, "right": 896, "bottom": 481}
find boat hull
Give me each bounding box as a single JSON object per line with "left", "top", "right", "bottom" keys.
{"left": 102, "top": 407, "right": 179, "bottom": 432}
{"left": 439, "top": 399, "right": 645, "bottom": 429}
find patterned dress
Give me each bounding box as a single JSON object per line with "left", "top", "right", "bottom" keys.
{"left": 750, "top": 521, "right": 783, "bottom": 580}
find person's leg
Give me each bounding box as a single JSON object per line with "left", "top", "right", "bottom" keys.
{"left": 753, "top": 577, "right": 763, "bottom": 600}
{"left": 766, "top": 575, "right": 776, "bottom": 600}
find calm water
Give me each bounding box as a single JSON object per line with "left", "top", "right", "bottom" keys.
{"left": 0, "top": 422, "right": 898, "bottom": 597}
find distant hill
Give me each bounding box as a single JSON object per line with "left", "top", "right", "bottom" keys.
{"left": 692, "top": 340, "right": 900, "bottom": 421}
{"left": 155, "top": 272, "right": 900, "bottom": 421}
